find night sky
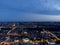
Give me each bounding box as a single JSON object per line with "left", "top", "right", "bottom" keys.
{"left": 0, "top": 0, "right": 60, "bottom": 22}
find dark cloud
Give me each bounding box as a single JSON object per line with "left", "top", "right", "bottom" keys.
{"left": 0, "top": 0, "right": 60, "bottom": 21}
{"left": 1, "top": 0, "right": 60, "bottom": 15}
{"left": 0, "top": 0, "right": 60, "bottom": 14}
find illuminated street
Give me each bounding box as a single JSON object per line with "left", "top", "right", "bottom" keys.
{"left": 0, "top": 22, "right": 59, "bottom": 45}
